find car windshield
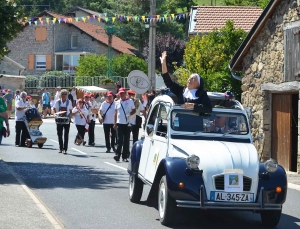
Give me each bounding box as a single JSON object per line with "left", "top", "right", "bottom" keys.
{"left": 171, "top": 110, "right": 249, "bottom": 135}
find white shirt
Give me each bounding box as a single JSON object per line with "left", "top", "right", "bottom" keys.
{"left": 71, "top": 90, "right": 77, "bottom": 100}
{"left": 115, "top": 99, "right": 135, "bottom": 124}
{"left": 15, "top": 99, "right": 28, "bottom": 121}
{"left": 87, "top": 100, "right": 97, "bottom": 121}
{"left": 100, "top": 101, "right": 115, "bottom": 124}
{"left": 129, "top": 99, "right": 144, "bottom": 125}
{"left": 50, "top": 100, "right": 55, "bottom": 108}
{"left": 54, "top": 91, "right": 61, "bottom": 101}
{"left": 53, "top": 99, "right": 73, "bottom": 116}
{"left": 72, "top": 106, "right": 89, "bottom": 125}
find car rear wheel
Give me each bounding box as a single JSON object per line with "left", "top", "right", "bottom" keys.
{"left": 158, "top": 175, "right": 176, "bottom": 226}
{"left": 260, "top": 209, "right": 282, "bottom": 227}
{"left": 129, "top": 174, "right": 144, "bottom": 203}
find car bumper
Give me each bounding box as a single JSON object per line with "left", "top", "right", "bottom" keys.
{"left": 176, "top": 186, "right": 282, "bottom": 210}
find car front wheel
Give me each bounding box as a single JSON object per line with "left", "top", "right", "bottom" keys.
{"left": 158, "top": 175, "right": 176, "bottom": 226}
{"left": 260, "top": 209, "right": 282, "bottom": 227}
{"left": 129, "top": 174, "right": 144, "bottom": 203}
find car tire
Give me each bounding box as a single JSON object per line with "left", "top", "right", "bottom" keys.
{"left": 158, "top": 175, "right": 176, "bottom": 226}
{"left": 129, "top": 173, "right": 144, "bottom": 203}
{"left": 260, "top": 209, "right": 282, "bottom": 227}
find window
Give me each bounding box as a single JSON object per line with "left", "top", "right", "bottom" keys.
{"left": 35, "top": 27, "right": 47, "bottom": 41}
{"left": 36, "top": 55, "right": 46, "bottom": 70}
{"left": 63, "top": 55, "right": 80, "bottom": 73}
{"left": 71, "top": 35, "right": 78, "bottom": 49}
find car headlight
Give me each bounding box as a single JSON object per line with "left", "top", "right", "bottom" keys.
{"left": 264, "top": 158, "right": 278, "bottom": 173}
{"left": 186, "top": 154, "right": 200, "bottom": 170}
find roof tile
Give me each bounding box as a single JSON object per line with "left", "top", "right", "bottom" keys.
{"left": 192, "top": 6, "right": 263, "bottom": 33}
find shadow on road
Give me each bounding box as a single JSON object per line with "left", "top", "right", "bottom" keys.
{"left": 3, "top": 161, "right": 128, "bottom": 190}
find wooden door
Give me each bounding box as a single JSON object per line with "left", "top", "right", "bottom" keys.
{"left": 271, "top": 94, "right": 292, "bottom": 171}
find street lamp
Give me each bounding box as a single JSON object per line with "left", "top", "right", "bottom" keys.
{"left": 148, "top": 0, "right": 156, "bottom": 90}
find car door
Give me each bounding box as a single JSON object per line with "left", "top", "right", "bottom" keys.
{"left": 144, "top": 103, "right": 169, "bottom": 183}
{"left": 138, "top": 103, "right": 160, "bottom": 178}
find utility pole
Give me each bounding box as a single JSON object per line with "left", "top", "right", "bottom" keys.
{"left": 148, "top": 0, "right": 156, "bottom": 90}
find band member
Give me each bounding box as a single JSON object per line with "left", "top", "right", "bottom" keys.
{"left": 15, "top": 91, "right": 29, "bottom": 147}
{"left": 113, "top": 88, "right": 136, "bottom": 162}
{"left": 52, "top": 89, "right": 73, "bottom": 154}
{"left": 86, "top": 94, "right": 98, "bottom": 146}
{"left": 72, "top": 99, "right": 89, "bottom": 146}
{"left": 99, "top": 91, "right": 116, "bottom": 153}
{"left": 127, "top": 90, "right": 147, "bottom": 144}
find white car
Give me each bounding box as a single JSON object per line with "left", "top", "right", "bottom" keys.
{"left": 128, "top": 93, "right": 287, "bottom": 227}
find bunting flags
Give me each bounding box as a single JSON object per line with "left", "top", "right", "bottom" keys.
{"left": 22, "top": 12, "right": 190, "bottom": 26}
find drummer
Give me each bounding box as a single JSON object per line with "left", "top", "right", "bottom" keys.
{"left": 52, "top": 89, "right": 73, "bottom": 154}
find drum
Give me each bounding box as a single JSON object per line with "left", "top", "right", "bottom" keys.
{"left": 55, "top": 117, "right": 70, "bottom": 125}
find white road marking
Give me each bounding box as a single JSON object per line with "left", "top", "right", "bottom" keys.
{"left": 288, "top": 183, "right": 300, "bottom": 191}
{"left": 2, "top": 159, "right": 64, "bottom": 229}
{"left": 50, "top": 139, "right": 59, "bottom": 143}
{"left": 71, "top": 148, "right": 87, "bottom": 155}
{"left": 104, "top": 162, "right": 127, "bottom": 171}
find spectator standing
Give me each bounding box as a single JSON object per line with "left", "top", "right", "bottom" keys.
{"left": 52, "top": 89, "right": 73, "bottom": 154}
{"left": 15, "top": 89, "right": 20, "bottom": 101}
{"left": 141, "top": 92, "right": 149, "bottom": 112}
{"left": 72, "top": 99, "right": 89, "bottom": 146}
{"left": 71, "top": 86, "right": 77, "bottom": 106}
{"left": 15, "top": 91, "right": 29, "bottom": 147}
{"left": 68, "top": 89, "right": 74, "bottom": 105}
{"left": 54, "top": 86, "right": 62, "bottom": 101}
{"left": 115, "top": 81, "right": 122, "bottom": 93}
{"left": 3, "top": 89, "right": 13, "bottom": 119}
{"left": 113, "top": 88, "right": 136, "bottom": 162}
{"left": 37, "top": 100, "right": 43, "bottom": 115}
{"left": 99, "top": 91, "right": 116, "bottom": 153}
{"left": 41, "top": 88, "right": 50, "bottom": 119}
{"left": 50, "top": 96, "right": 55, "bottom": 115}
{"left": 0, "top": 96, "right": 10, "bottom": 144}
{"left": 127, "top": 90, "right": 147, "bottom": 144}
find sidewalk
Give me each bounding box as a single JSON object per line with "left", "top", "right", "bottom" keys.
{"left": 0, "top": 159, "right": 62, "bottom": 229}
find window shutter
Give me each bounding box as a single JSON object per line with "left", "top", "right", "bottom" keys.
{"left": 46, "top": 54, "right": 52, "bottom": 70}
{"left": 35, "top": 27, "right": 47, "bottom": 41}
{"left": 28, "top": 54, "right": 34, "bottom": 70}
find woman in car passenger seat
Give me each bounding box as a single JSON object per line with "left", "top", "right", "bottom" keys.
{"left": 160, "top": 51, "right": 212, "bottom": 111}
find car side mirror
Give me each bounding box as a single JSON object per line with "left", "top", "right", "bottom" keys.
{"left": 146, "top": 124, "right": 154, "bottom": 136}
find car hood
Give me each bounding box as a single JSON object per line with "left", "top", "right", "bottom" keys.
{"left": 170, "top": 139, "right": 259, "bottom": 197}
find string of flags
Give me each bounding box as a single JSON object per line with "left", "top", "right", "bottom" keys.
{"left": 22, "top": 12, "right": 190, "bottom": 25}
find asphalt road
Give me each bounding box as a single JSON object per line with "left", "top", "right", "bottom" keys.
{"left": 1, "top": 118, "right": 300, "bottom": 229}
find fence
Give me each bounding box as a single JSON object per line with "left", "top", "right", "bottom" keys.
{"left": 25, "top": 75, "right": 127, "bottom": 89}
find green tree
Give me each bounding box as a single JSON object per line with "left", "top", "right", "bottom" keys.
{"left": 175, "top": 20, "right": 246, "bottom": 100}
{"left": 0, "top": 0, "right": 24, "bottom": 57}
{"left": 112, "top": 53, "right": 148, "bottom": 77}
{"left": 224, "top": 0, "right": 269, "bottom": 8}
{"left": 76, "top": 54, "right": 108, "bottom": 76}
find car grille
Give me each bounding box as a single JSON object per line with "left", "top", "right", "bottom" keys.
{"left": 214, "top": 175, "right": 252, "bottom": 191}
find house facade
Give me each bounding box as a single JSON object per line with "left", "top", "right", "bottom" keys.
{"left": 0, "top": 11, "right": 136, "bottom": 76}
{"left": 229, "top": 0, "right": 300, "bottom": 173}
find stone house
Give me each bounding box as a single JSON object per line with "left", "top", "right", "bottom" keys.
{"left": 229, "top": 0, "right": 300, "bottom": 173}
{"left": 0, "top": 10, "right": 137, "bottom": 76}
{"left": 189, "top": 6, "right": 263, "bottom": 37}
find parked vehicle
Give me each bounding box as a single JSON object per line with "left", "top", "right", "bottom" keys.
{"left": 128, "top": 93, "right": 287, "bottom": 227}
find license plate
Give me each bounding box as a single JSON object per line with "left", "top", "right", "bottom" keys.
{"left": 210, "top": 191, "right": 254, "bottom": 202}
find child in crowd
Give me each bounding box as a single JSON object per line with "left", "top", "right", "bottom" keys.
{"left": 37, "top": 100, "right": 43, "bottom": 117}
{"left": 50, "top": 96, "right": 55, "bottom": 116}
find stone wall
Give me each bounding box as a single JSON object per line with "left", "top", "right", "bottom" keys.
{"left": 0, "top": 75, "right": 25, "bottom": 91}
{"left": 241, "top": 0, "right": 300, "bottom": 172}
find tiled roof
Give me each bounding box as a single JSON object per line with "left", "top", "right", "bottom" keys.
{"left": 191, "top": 6, "right": 263, "bottom": 33}
{"left": 66, "top": 6, "right": 101, "bottom": 17}
{"left": 39, "top": 11, "right": 137, "bottom": 55}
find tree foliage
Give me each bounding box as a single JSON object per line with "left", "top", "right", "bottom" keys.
{"left": 175, "top": 21, "right": 247, "bottom": 100}
{"left": 0, "top": 0, "right": 24, "bottom": 57}
{"left": 224, "top": 0, "right": 269, "bottom": 8}
{"left": 112, "top": 54, "right": 148, "bottom": 77}
{"left": 143, "top": 34, "right": 186, "bottom": 73}
{"left": 76, "top": 54, "right": 108, "bottom": 77}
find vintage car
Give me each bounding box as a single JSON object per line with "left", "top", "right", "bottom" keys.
{"left": 128, "top": 93, "right": 287, "bottom": 227}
